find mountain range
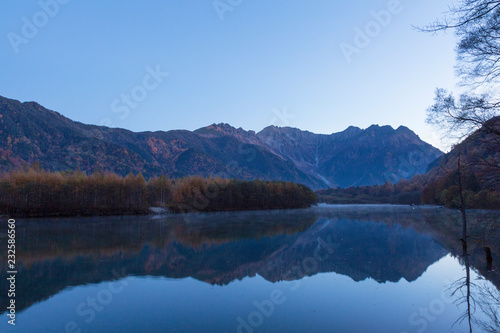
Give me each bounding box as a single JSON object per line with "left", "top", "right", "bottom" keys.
{"left": 0, "top": 95, "right": 442, "bottom": 189}
{"left": 423, "top": 116, "right": 500, "bottom": 191}
{"left": 0, "top": 209, "right": 451, "bottom": 313}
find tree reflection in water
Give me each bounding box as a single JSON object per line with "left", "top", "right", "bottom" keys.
{"left": 1, "top": 205, "right": 498, "bottom": 332}
{"left": 449, "top": 216, "right": 499, "bottom": 333}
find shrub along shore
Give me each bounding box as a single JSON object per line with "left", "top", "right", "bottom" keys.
{"left": 0, "top": 167, "right": 318, "bottom": 217}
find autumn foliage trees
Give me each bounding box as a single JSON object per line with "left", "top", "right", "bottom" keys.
{"left": 316, "top": 170, "right": 500, "bottom": 209}
{"left": 0, "top": 166, "right": 150, "bottom": 216}
{"left": 168, "top": 177, "right": 317, "bottom": 213}
{"left": 0, "top": 166, "right": 318, "bottom": 217}
{"left": 316, "top": 179, "right": 425, "bottom": 205}
{"left": 421, "top": 169, "right": 500, "bottom": 210}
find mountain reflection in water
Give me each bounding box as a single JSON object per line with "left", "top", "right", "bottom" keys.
{"left": 0, "top": 205, "right": 498, "bottom": 333}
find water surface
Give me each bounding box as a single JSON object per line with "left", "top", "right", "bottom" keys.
{"left": 1, "top": 205, "right": 499, "bottom": 333}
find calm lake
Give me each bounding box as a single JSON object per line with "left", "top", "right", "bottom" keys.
{"left": 1, "top": 205, "right": 499, "bottom": 333}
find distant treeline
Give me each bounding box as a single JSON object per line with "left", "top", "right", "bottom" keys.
{"left": 316, "top": 180, "right": 424, "bottom": 206}
{"left": 317, "top": 173, "right": 500, "bottom": 209}
{"left": 0, "top": 166, "right": 318, "bottom": 217}
{"left": 421, "top": 170, "right": 500, "bottom": 210}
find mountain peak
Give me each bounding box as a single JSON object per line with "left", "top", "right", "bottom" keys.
{"left": 340, "top": 126, "right": 362, "bottom": 135}
{"left": 366, "top": 124, "right": 394, "bottom": 132}
{"left": 396, "top": 125, "right": 417, "bottom": 135}
{"left": 0, "top": 95, "right": 443, "bottom": 190}
{"left": 258, "top": 122, "right": 442, "bottom": 188}
{"left": 194, "top": 122, "right": 259, "bottom": 144}
{"left": 259, "top": 125, "right": 316, "bottom": 137}
{"left": 194, "top": 123, "right": 238, "bottom": 136}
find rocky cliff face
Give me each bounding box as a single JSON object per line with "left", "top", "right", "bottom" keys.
{"left": 0, "top": 96, "right": 323, "bottom": 188}
{"left": 257, "top": 124, "right": 442, "bottom": 188}
{"left": 0, "top": 95, "right": 442, "bottom": 189}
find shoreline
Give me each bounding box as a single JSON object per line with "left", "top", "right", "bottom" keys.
{"left": 4, "top": 203, "right": 497, "bottom": 220}
{"left": 0, "top": 204, "right": 318, "bottom": 219}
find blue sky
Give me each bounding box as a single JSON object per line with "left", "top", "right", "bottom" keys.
{"left": 1, "top": 0, "right": 459, "bottom": 150}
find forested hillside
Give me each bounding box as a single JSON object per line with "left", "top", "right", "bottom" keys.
{"left": 0, "top": 95, "right": 442, "bottom": 189}
{"left": 0, "top": 166, "right": 318, "bottom": 217}
{"left": 317, "top": 117, "right": 500, "bottom": 209}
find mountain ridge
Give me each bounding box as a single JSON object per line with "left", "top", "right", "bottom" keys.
{"left": 256, "top": 122, "right": 442, "bottom": 187}
{"left": 0, "top": 95, "right": 442, "bottom": 189}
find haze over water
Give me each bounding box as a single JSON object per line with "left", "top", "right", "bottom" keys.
{"left": 1, "top": 205, "right": 499, "bottom": 333}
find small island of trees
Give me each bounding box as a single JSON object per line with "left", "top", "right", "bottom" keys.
{"left": 0, "top": 165, "right": 318, "bottom": 217}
